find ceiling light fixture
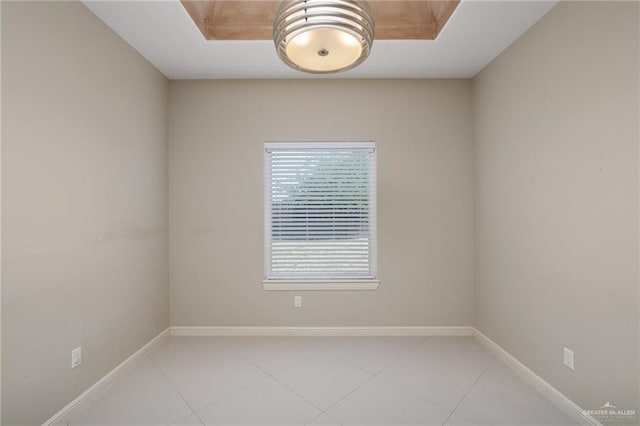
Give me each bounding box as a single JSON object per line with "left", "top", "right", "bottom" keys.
{"left": 273, "top": 0, "right": 375, "bottom": 74}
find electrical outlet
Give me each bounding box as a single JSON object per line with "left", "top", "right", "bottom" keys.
{"left": 72, "top": 346, "right": 82, "bottom": 369}
{"left": 563, "top": 347, "right": 574, "bottom": 370}
{"left": 294, "top": 295, "right": 302, "bottom": 308}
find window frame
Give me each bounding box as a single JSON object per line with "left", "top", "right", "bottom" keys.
{"left": 263, "top": 141, "right": 379, "bottom": 291}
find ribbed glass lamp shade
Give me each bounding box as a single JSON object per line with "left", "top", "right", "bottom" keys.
{"left": 273, "top": 0, "right": 375, "bottom": 74}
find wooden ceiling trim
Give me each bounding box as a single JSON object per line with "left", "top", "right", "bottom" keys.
{"left": 429, "top": 1, "right": 460, "bottom": 36}
{"left": 180, "top": 0, "right": 460, "bottom": 41}
{"left": 370, "top": 1, "right": 436, "bottom": 40}
{"left": 180, "top": 1, "right": 211, "bottom": 38}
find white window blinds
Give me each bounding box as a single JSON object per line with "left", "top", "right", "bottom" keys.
{"left": 265, "top": 142, "right": 377, "bottom": 280}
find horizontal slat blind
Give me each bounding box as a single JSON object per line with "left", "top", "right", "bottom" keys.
{"left": 265, "top": 142, "right": 376, "bottom": 280}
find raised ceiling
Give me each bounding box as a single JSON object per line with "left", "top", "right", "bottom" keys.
{"left": 181, "top": 1, "right": 460, "bottom": 40}
{"left": 82, "top": 0, "right": 558, "bottom": 79}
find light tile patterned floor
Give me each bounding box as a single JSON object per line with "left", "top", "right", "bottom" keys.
{"left": 64, "top": 336, "right": 578, "bottom": 425}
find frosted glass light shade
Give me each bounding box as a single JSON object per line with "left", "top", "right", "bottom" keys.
{"left": 274, "top": 0, "right": 375, "bottom": 74}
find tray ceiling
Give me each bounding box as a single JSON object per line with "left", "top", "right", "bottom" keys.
{"left": 82, "top": 1, "right": 558, "bottom": 79}
{"left": 181, "top": 1, "right": 460, "bottom": 40}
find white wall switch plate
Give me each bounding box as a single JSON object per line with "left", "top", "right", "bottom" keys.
{"left": 71, "top": 346, "right": 82, "bottom": 369}
{"left": 563, "top": 347, "right": 574, "bottom": 370}
{"left": 294, "top": 295, "right": 302, "bottom": 308}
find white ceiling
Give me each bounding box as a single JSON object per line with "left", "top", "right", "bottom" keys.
{"left": 83, "top": 0, "right": 557, "bottom": 79}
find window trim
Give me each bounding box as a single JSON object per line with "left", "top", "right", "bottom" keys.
{"left": 263, "top": 141, "right": 378, "bottom": 291}
{"left": 261, "top": 279, "right": 380, "bottom": 291}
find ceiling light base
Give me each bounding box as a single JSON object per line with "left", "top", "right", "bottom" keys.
{"left": 273, "top": 0, "right": 375, "bottom": 74}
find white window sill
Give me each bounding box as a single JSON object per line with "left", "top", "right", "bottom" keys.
{"left": 262, "top": 280, "right": 380, "bottom": 291}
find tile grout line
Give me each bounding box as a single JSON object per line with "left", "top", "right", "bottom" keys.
{"left": 64, "top": 335, "right": 430, "bottom": 426}
{"left": 224, "top": 342, "right": 330, "bottom": 419}
{"left": 305, "top": 411, "right": 343, "bottom": 426}
{"left": 371, "top": 335, "right": 432, "bottom": 374}
{"left": 373, "top": 337, "right": 494, "bottom": 417}
{"left": 62, "top": 336, "right": 554, "bottom": 426}
{"left": 81, "top": 356, "right": 156, "bottom": 406}
{"left": 230, "top": 337, "right": 427, "bottom": 426}
{"left": 313, "top": 336, "right": 434, "bottom": 422}
{"left": 312, "top": 337, "right": 429, "bottom": 412}
{"left": 176, "top": 352, "right": 276, "bottom": 419}
{"left": 198, "top": 336, "right": 502, "bottom": 426}
{"left": 66, "top": 354, "right": 188, "bottom": 426}
{"left": 317, "top": 372, "right": 377, "bottom": 417}
{"left": 191, "top": 374, "right": 275, "bottom": 423}
{"left": 146, "top": 353, "right": 203, "bottom": 423}
{"left": 373, "top": 373, "right": 455, "bottom": 415}
{"left": 368, "top": 335, "right": 455, "bottom": 412}
{"left": 160, "top": 338, "right": 327, "bottom": 421}
{"left": 155, "top": 338, "right": 311, "bottom": 421}
{"left": 159, "top": 335, "right": 485, "bottom": 425}
{"left": 440, "top": 355, "right": 497, "bottom": 425}
{"left": 231, "top": 338, "right": 413, "bottom": 415}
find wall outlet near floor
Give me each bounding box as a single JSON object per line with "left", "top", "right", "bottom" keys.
{"left": 294, "top": 295, "right": 302, "bottom": 308}
{"left": 563, "top": 347, "right": 574, "bottom": 370}
{"left": 71, "top": 346, "right": 82, "bottom": 369}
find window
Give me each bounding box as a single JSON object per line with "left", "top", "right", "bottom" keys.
{"left": 264, "top": 142, "right": 378, "bottom": 290}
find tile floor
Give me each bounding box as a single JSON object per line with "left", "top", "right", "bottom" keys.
{"left": 64, "top": 336, "right": 579, "bottom": 425}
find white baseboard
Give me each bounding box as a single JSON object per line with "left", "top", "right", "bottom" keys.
{"left": 42, "top": 328, "right": 170, "bottom": 426}
{"left": 42, "top": 326, "right": 597, "bottom": 426}
{"left": 472, "top": 328, "right": 602, "bottom": 426}
{"left": 169, "top": 326, "right": 474, "bottom": 337}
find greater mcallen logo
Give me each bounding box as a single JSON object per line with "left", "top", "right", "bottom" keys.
{"left": 583, "top": 402, "right": 636, "bottom": 424}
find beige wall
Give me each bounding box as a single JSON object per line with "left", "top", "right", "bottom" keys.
{"left": 1, "top": 2, "right": 169, "bottom": 424}
{"left": 169, "top": 79, "right": 474, "bottom": 327}
{"left": 472, "top": 0, "right": 639, "bottom": 416}
{"left": 4, "top": 0, "right": 638, "bottom": 423}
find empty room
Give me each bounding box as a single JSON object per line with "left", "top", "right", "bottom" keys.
{"left": 1, "top": 0, "right": 639, "bottom": 425}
